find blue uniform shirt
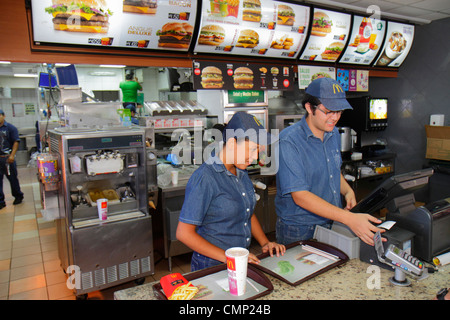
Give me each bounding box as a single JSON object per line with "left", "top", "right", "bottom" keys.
{"left": 275, "top": 116, "right": 342, "bottom": 226}
{"left": 0, "top": 121, "right": 20, "bottom": 154}
{"left": 179, "top": 155, "right": 257, "bottom": 251}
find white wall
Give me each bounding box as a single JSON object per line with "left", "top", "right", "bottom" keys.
{"left": 0, "top": 88, "right": 39, "bottom": 129}
{"left": 76, "top": 66, "right": 124, "bottom": 97}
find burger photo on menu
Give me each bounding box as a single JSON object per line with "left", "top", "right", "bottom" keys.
{"left": 233, "top": 67, "right": 254, "bottom": 89}
{"left": 198, "top": 25, "right": 225, "bottom": 46}
{"left": 277, "top": 5, "right": 295, "bottom": 26}
{"left": 122, "top": 0, "right": 157, "bottom": 14}
{"left": 242, "top": 0, "right": 262, "bottom": 22}
{"left": 236, "top": 29, "right": 259, "bottom": 48}
{"left": 44, "top": 0, "right": 113, "bottom": 33}
{"left": 321, "top": 41, "right": 344, "bottom": 60}
{"left": 200, "top": 66, "right": 224, "bottom": 89}
{"left": 156, "top": 22, "right": 193, "bottom": 49}
{"left": 311, "top": 11, "right": 332, "bottom": 36}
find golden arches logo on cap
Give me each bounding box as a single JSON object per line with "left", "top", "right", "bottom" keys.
{"left": 253, "top": 116, "right": 262, "bottom": 127}
{"left": 332, "top": 83, "right": 344, "bottom": 94}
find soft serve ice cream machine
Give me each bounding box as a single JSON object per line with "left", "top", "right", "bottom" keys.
{"left": 49, "top": 128, "right": 154, "bottom": 298}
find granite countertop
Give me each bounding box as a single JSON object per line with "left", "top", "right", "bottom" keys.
{"left": 114, "top": 259, "right": 449, "bottom": 300}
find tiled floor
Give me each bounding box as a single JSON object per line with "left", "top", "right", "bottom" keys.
{"left": 0, "top": 165, "right": 267, "bottom": 300}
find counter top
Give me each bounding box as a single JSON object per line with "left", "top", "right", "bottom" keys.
{"left": 114, "top": 259, "right": 449, "bottom": 300}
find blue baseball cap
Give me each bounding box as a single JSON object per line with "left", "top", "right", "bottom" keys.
{"left": 305, "top": 77, "right": 353, "bottom": 111}
{"left": 224, "top": 111, "right": 276, "bottom": 145}
{"left": 125, "top": 104, "right": 136, "bottom": 113}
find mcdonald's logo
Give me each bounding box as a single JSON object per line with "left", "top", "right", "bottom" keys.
{"left": 332, "top": 83, "right": 344, "bottom": 94}
{"left": 227, "top": 258, "right": 236, "bottom": 271}
{"left": 253, "top": 116, "right": 262, "bottom": 127}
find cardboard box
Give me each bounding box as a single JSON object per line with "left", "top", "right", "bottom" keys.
{"left": 425, "top": 125, "right": 450, "bottom": 161}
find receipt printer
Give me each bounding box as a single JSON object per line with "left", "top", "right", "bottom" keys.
{"left": 387, "top": 198, "right": 450, "bottom": 262}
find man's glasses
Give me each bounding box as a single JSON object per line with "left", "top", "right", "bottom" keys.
{"left": 316, "top": 106, "right": 343, "bottom": 117}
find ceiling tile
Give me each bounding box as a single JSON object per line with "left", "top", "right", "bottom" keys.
{"left": 384, "top": 0, "right": 423, "bottom": 5}
{"left": 388, "top": 6, "right": 434, "bottom": 17}
{"left": 410, "top": 0, "right": 450, "bottom": 11}
{"left": 301, "top": 0, "right": 450, "bottom": 21}
{"left": 349, "top": 0, "right": 403, "bottom": 11}
{"left": 417, "top": 12, "right": 450, "bottom": 20}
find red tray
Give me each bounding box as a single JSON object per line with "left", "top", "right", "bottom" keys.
{"left": 153, "top": 263, "right": 273, "bottom": 300}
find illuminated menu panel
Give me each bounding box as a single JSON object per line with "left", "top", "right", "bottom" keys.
{"left": 193, "top": 0, "right": 310, "bottom": 59}
{"left": 373, "top": 21, "right": 414, "bottom": 68}
{"left": 192, "top": 60, "right": 295, "bottom": 91}
{"left": 299, "top": 8, "right": 351, "bottom": 63}
{"left": 339, "top": 15, "right": 386, "bottom": 65}
{"left": 31, "top": 0, "right": 197, "bottom": 51}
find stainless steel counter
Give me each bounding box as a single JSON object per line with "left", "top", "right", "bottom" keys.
{"left": 114, "top": 259, "right": 449, "bottom": 300}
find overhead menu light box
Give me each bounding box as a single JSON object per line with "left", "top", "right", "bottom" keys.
{"left": 193, "top": 0, "right": 311, "bottom": 59}
{"left": 298, "top": 7, "right": 351, "bottom": 63}
{"left": 373, "top": 21, "right": 415, "bottom": 68}
{"left": 31, "top": 0, "right": 198, "bottom": 51}
{"left": 338, "top": 15, "right": 387, "bottom": 66}
{"left": 192, "top": 60, "right": 295, "bottom": 91}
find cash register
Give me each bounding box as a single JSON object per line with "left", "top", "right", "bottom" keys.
{"left": 356, "top": 168, "right": 450, "bottom": 264}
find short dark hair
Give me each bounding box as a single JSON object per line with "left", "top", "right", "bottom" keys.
{"left": 125, "top": 73, "right": 133, "bottom": 80}
{"left": 301, "top": 93, "right": 321, "bottom": 117}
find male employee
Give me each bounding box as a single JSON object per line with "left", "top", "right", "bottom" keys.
{"left": 275, "top": 78, "right": 383, "bottom": 246}
{"left": 119, "top": 71, "right": 142, "bottom": 109}
{"left": 0, "top": 109, "right": 24, "bottom": 209}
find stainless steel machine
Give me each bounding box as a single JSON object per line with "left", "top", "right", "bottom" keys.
{"left": 49, "top": 127, "right": 154, "bottom": 299}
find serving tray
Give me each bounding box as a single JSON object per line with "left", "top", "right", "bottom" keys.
{"left": 152, "top": 264, "right": 273, "bottom": 300}
{"left": 253, "top": 240, "right": 349, "bottom": 286}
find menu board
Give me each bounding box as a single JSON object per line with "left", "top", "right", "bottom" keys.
{"left": 192, "top": 60, "right": 295, "bottom": 91}
{"left": 373, "top": 21, "right": 414, "bottom": 67}
{"left": 339, "top": 15, "right": 386, "bottom": 65}
{"left": 193, "top": 0, "right": 310, "bottom": 59}
{"left": 336, "top": 69, "right": 369, "bottom": 91}
{"left": 299, "top": 8, "right": 351, "bottom": 63}
{"left": 298, "top": 66, "right": 335, "bottom": 89}
{"left": 31, "top": 0, "right": 197, "bottom": 51}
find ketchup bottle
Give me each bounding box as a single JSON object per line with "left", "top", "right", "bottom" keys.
{"left": 359, "top": 18, "right": 373, "bottom": 43}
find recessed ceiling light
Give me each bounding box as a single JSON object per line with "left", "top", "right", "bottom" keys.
{"left": 14, "top": 74, "right": 38, "bottom": 77}
{"left": 99, "top": 65, "right": 126, "bottom": 68}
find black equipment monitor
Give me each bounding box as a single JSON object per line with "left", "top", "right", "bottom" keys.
{"left": 351, "top": 168, "right": 434, "bottom": 214}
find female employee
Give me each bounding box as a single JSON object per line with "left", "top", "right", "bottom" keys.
{"left": 176, "top": 111, "right": 285, "bottom": 271}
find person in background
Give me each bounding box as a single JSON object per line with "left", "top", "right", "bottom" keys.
{"left": 125, "top": 105, "right": 139, "bottom": 125}
{"left": 176, "top": 111, "right": 285, "bottom": 271}
{"left": 275, "top": 77, "right": 384, "bottom": 246}
{"left": 119, "top": 71, "right": 142, "bottom": 109}
{"left": 0, "top": 109, "right": 24, "bottom": 209}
